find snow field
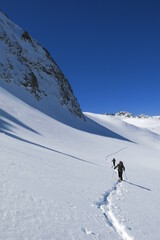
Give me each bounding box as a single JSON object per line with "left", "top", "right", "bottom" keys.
{"left": 0, "top": 87, "right": 160, "bottom": 239}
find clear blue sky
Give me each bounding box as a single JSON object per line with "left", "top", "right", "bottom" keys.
{"left": 1, "top": 0, "right": 160, "bottom": 115}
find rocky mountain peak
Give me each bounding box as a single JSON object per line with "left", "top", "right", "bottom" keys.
{"left": 104, "top": 111, "right": 160, "bottom": 119}
{"left": 0, "top": 9, "right": 85, "bottom": 120}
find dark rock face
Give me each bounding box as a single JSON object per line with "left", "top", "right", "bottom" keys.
{"left": 0, "top": 9, "right": 85, "bottom": 120}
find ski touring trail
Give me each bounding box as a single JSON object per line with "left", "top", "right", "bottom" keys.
{"left": 105, "top": 147, "right": 128, "bottom": 161}
{"left": 96, "top": 181, "right": 134, "bottom": 240}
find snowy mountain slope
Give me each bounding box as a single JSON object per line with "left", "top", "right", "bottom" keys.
{"left": 122, "top": 117, "right": 160, "bottom": 135}
{"left": 105, "top": 111, "right": 160, "bottom": 135}
{"left": 85, "top": 112, "right": 160, "bottom": 150}
{"left": 1, "top": 87, "right": 160, "bottom": 239}
{"left": 0, "top": 9, "right": 84, "bottom": 120}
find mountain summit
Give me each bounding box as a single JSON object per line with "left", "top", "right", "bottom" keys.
{"left": 0, "top": 9, "right": 85, "bottom": 120}
{"left": 105, "top": 111, "right": 160, "bottom": 119}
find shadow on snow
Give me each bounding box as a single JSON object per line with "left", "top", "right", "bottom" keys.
{"left": 0, "top": 86, "right": 134, "bottom": 143}
{"left": 0, "top": 109, "right": 41, "bottom": 135}
{"left": 1, "top": 131, "right": 102, "bottom": 167}
{"left": 124, "top": 180, "right": 151, "bottom": 191}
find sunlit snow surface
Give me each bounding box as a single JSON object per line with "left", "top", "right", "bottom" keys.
{"left": 0, "top": 87, "right": 160, "bottom": 239}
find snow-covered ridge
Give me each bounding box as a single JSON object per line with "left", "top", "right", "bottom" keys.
{"left": 104, "top": 112, "right": 160, "bottom": 134}
{"left": 105, "top": 111, "right": 160, "bottom": 119}
{"left": 0, "top": 9, "right": 85, "bottom": 120}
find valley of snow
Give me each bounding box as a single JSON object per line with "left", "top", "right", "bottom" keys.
{"left": 0, "top": 86, "right": 160, "bottom": 240}
{"left": 123, "top": 117, "right": 160, "bottom": 135}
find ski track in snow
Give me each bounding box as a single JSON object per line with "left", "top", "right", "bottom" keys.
{"left": 96, "top": 181, "right": 134, "bottom": 240}
{"left": 105, "top": 147, "right": 128, "bottom": 161}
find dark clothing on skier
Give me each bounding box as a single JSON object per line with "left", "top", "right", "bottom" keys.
{"left": 111, "top": 158, "right": 116, "bottom": 167}
{"left": 114, "top": 161, "right": 125, "bottom": 181}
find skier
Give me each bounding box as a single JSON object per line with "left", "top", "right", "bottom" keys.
{"left": 114, "top": 161, "right": 125, "bottom": 181}
{"left": 111, "top": 158, "right": 116, "bottom": 167}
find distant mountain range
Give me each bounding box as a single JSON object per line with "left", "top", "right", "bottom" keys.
{"left": 104, "top": 111, "right": 160, "bottom": 119}
{"left": 0, "top": 9, "right": 85, "bottom": 120}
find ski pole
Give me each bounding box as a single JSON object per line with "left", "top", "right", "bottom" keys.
{"left": 112, "top": 168, "right": 115, "bottom": 177}
{"left": 124, "top": 171, "right": 128, "bottom": 180}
